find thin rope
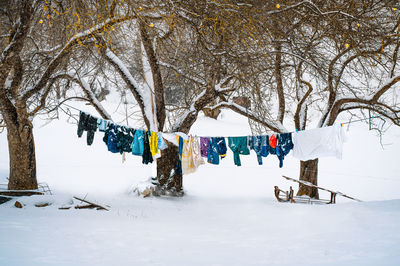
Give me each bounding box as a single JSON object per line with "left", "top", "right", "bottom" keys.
{"left": 341, "top": 115, "right": 378, "bottom": 125}
{"left": 63, "top": 104, "right": 399, "bottom": 184}
{"left": 63, "top": 103, "right": 360, "bottom": 137}
{"left": 62, "top": 103, "right": 81, "bottom": 112}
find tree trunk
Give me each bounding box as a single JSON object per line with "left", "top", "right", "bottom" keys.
{"left": 7, "top": 122, "right": 38, "bottom": 190}
{"left": 155, "top": 142, "right": 183, "bottom": 196}
{"left": 296, "top": 159, "right": 319, "bottom": 199}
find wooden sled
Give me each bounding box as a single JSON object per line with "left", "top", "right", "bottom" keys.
{"left": 274, "top": 175, "right": 362, "bottom": 204}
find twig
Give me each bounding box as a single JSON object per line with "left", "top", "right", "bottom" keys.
{"left": 73, "top": 196, "right": 109, "bottom": 211}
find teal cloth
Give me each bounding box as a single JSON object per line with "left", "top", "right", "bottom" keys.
{"left": 228, "top": 137, "right": 250, "bottom": 166}
{"left": 132, "top": 130, "right": 144, "bottom": 156}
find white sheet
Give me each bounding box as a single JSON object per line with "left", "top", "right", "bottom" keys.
{"left": 292, "top": 124, "right": 347, "bottom": 160}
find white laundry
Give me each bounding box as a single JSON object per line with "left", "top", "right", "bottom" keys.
{"left": 292, "top": 124, "right": 347, "bottom": 161}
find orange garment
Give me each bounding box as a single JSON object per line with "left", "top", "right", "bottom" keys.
{"left": 269, "top": 134, "right": 277, "bottom": 149}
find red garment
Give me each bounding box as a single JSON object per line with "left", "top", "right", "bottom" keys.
{"left": 269, "top": 134, "right": 277, "bottom": 148}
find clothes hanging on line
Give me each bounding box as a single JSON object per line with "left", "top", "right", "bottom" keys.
{"left": 180, "top": 136, "right": 192, "bottom": 174}
{"left": 292, "top": 124, "right": 346, "bottom": 161}
{"left": 207, "top": 137, "right": 220, "bottom": 165}
{"left": 207, "top": 137, "right": 227, "bottom": 165}
{"left": 248, "top": 135, "right": 269, "bottom": 165}
{"left": 192, "top": 136, "right": 205, "bottom": 169}
{"left": 269, "top": 134, "right": 277, "bottom": 149}
{"left": 77, "top": 111, "right": 98, "bottom": 146}
{"left": 200, "top": 137, "right": 210, "bottom": 158}
{"left": 116, "top": 126, "right": 135, "bottom": 153}
{"left": 132, "top": 129, "right": 144, "bottom": 156}
{"left": 177, "top": 135, "right": 184, "bottom": 175}
{"left": 74, "top": 109, "right": 347, "bottom": 173}
{"left": 215, "top": 137, "right": 227, "bottom": 159}
{"left": 157, "top": 132, "right": 168, "bottom": 150}
{"left": 104, "top": 124, "right": 135, "bottom": 154}
{"left": 276, "top": 133, "right": 294, "bottom": 168}
{"left": 228, "top": 136, "right": 250, "bottom": 166}
{"left": 98, "top": 118, "right": 110, "bottom": 132}
{"left": 150, "top": 131, "right": 158, "bottom": 156}
{"left": 142, "top": 130, "right": 153, "bottom": 165}
{"left": 100, "top": 122, "right": 158, "bottom": 164}
{"left": 181, "top": 136, "right": 204, "bottom": 175}
{"left": 103, "top": 124, "right": 119, "bottom": 153}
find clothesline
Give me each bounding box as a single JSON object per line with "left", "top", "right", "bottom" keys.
{"left": 62, "top": 103, "right": 82, "bottom": 112}
{"left": 341, "top": 115, "right": 377, "bottom": 125}
{"left": 74, "top": 105, "right": 348, "bottom": 176}
{"left": 61, "top": 102, "right": 358, "bottom": 138}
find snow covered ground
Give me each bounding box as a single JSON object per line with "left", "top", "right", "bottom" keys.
{"left": 1, "top": 109, "right": 400, "bottom": 265}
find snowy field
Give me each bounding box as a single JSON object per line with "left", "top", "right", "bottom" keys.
{"left": 1, "top": 109, "right": 400, "bottom": 265}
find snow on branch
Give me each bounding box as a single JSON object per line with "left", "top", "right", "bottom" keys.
{"left": 140, "top": 40, "right": 158, "bottom": 132}
{"left": 21, "top": 16, "right": 136, "bottom": 102}
{"left": 171, "top": 89, "right": 206, "bottom": 132}
{"left": 0, "top": 1, "right": 34, "bottom": 90}
{"left": 105, "top": 49, "right": 144, "bottom": 99}
{"left": 302, "top": 0, "right": 357, "bottom": 19}
{"left": 104, "top": 48, "right": 152, "bottom": 130}
{"left": 42, "top": 72, "right": 112, "bottom": 120}
{"left": 210, "top": 101, "right": 287, "bottom": 133}
{"left": 73, "top": 76, "right": 112, "bottom": 120}
{"left": 171, "top": 77, "right": 235, "bottom": 133}
{"left": 340, "top": 103, "right": 400, "bottom": 126}
{"left": 159, "top": 61, "right": 206, "bottom": 86}
{"left": 264, "top": 0, "right": 356, "bottom": 19}
{"left": 215, "top": 76, "right": 234, "bottom": 92}
{"left": 326, "top": 74, "right": 400, "bottom": 125}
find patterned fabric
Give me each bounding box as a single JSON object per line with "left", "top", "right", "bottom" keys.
{"left": 214, "top": 137, "right": 227, "bottom": 158}
{"left": 207, "top": 138, "right": 220, "bottom": 165}
{"left": 181, "top": 136, "right": 205, "bottom": 175}
{"left": 249, "top": 135, "right": 270, "bottom": 164}
{"left": 200, "top": 137, "right": 210, "bottom": 158}
{"left": 103, "top": 124, "right": 119, "bottom": 153}
{"left": 97, "top": 119, "right": 109, "bottom": 132}
{"left": 276, "top": 133, "right": 294, "bottom": 168}
{"left": 116, "top": 127, "right": 135, "bottom": 153}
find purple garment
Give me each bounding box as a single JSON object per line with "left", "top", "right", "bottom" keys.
{"left": 200, "top": 137, "right": 210, "bottom": 158}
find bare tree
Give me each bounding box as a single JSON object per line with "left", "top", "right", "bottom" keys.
{"left": 91, "top": 0, "right": 280, "bottom": 195}
{"left": 0, "top": 0, "right": 135, "bottom": 190}
{"left": 221, "top": 1, "right": 400, "bottom": 198}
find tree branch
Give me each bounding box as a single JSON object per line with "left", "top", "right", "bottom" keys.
{"left": 22, "top": 16, "right": 136, "bottom": 102}
{"left": 211, "top": 101, "right": 287, "bottom": 133}
{"left": 327, "top": 75, "right": 400, "bottom": 125}
{"left": 295, "top": 62, "right": 313, "bottom": 130}
{"left": 104, "top": 48, "right": 151, "bottom": 129}
{"left": 139, "top": 20, "right": 166, "bottom": 131}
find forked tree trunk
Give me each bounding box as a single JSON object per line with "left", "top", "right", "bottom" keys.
{"left": 155, "top": 142, "right": 183, "bottom": 196}
{"left": 7, "top": 121, "right": 38, "bottom": 190}
{"left": 296, "top": 158, "right": 319, "bottom": 199}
